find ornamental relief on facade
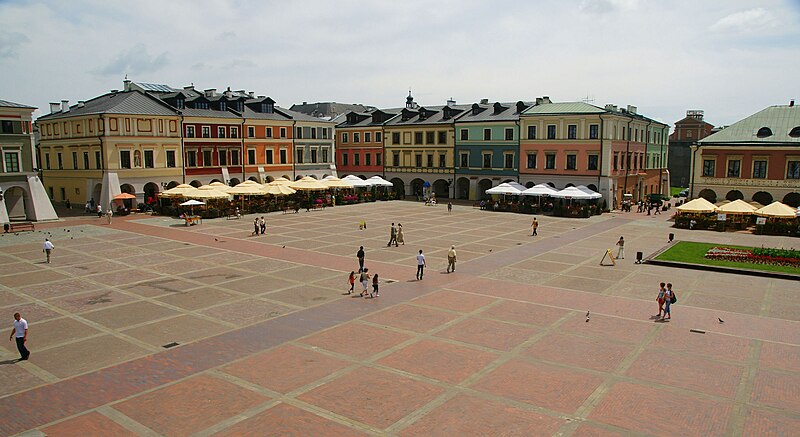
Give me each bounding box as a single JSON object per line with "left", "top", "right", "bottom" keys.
{"left": 700, "top": 177, "right": 799, "bottom": 188}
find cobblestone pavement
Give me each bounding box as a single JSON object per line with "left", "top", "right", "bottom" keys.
{"left": 0, "top": 202, "right": 798, "bottom": 436}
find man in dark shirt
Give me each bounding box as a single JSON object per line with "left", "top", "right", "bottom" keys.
{"left": 357, "top": 246, "right": 365, "bottom": 272}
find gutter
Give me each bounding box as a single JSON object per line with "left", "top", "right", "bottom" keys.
{"left": 291, "top": 120, "right": 296, "bottom": 180}
{"left": 597, "top": 113, "right": 605, "bottom": 195}
{"left": 623, "top": 118, "right": 632, "bottom": 200}
{"left": 179, "top": 113, "right": 186, "bottom": 184}
{"left": 241, "top": 117, "right": 246, "bottom": 182}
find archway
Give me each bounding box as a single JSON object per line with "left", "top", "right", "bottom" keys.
{"left": 92, "top": 183, "right": 102, "bottom": 206}
{"left": 699, "top": 189, "right": 717, "bottom": 203}
{"left": 410, "top": 178, "right": 425, "bottom": 198}
{"left": 587, "top": 184, "right": 598, "bottom": 192}
{"left": 119, "top": 184, "right": 136, "bottom": 209}
{"left": 456, "top": 177, "right": 470, "bottom": 199}
{"left": 143, "top": 182, "right": 159, "bottom": 206}
{"left": 432, "top": 179, "right": 450, "bottom": 198}
{"left": 265, "top": 175, "right": 275, "bottom": 183}
{"left": 3, "top": 186, "right": 29, "bottom": 220}
{"left": 229, "top": 178, "right": 241, "bottom": 186}
{"left": 295, "top": 175, "right": 303, "bottom": 181}
{"left": 525, "top": 181, "right": 535, "bottom": 188}
{"left": 752, "top": 191, "right": 773, "bottom": 206}
{"left": 248, "top": 176, "right": 259, "bottom": 182}
{"left": 281, "top": 175, "right": 291, "bottom": 180}
{"left": 546, "top": 182, "right": 555, "bottom": 188}
{"left": 565, "top": 183, "right": 575, "bottom": 187}
{"left": 783, "top": 192, "right": 800, "bottom": 208}
{"left": 502, "top": 178, "right": 515, "bottom": 184}
{"left": 210, "top": 178, "right": 222, "bottom": 183}
{"left": 165, "top": 181, "right": 180, "bottom": 190}
{"left": 322, "top": 174, "right": 330, "bottom": 179}
{"left": 725, "top": 190, "right": 744, "bottom": 201}
{"left": 477, "top": 179, "right": 493, "bottom": 200}
{"left": 189, "top": 180, "right": 202, "bottom": 188}
{"left": 390, "top": 178, "right": 405, "bottom": 198}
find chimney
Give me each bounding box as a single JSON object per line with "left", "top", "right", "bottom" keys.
{"left": 248, "top": 91, "right": 254, "bottom": 98}
{"left": 480, "top": 98, "right": 489, "bottom": 105}
{"left": 302, "top": 101, "right": 307, "bottom": 105}
{"left": 77, "top": 101, "right": 85, "bottom": 108}
{"left": 541, "top": 96, "right": 551, "bottom": 104}
{"left": 49, "top": 102, "right": 61, "bottom": 113}
{"left": 447, "top": 97, "right": 456, "bottom": 106}
{"left": 626, "top": 105, "right": 637, "bottom": 114}
{"left": 257, "top": 95, "right": 265, "bottom": 99}
{"left": 791, "top": 99, "right": 795, "bottom": 107}
{"left": 123, "top": 79, "right": 131, "bottom": 91}
{"left": 204, "top": 88, "right": 216, "bottom": 97}
{"left": 224, "top": 87, "right": 232, "bottom": 98}
{"left": 61, "top": 100, "right": 70, "bottom": 113}
{"left": 184, "top": 85, "right": 195, "bottom": 91}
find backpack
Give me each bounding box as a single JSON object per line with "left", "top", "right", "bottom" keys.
{"left": 670, "top": 291, "right": 677, "bottom": 304}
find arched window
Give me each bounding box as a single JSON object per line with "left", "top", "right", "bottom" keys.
{"left": 756, "top": 127, "right": 773, "bottom": 138}
{"left": 789, "top": 126, "right": 800, "bottom": 138}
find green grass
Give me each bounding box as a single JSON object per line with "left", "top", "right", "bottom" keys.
{"left": 655, "top": 241, "right": 800, "bottom": 274}
{"left": 670, "top": 186, "right": 684, "bottom": 197}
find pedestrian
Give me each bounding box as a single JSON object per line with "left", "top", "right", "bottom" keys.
{"left": 65, "top": 199, "right": 71, "bottom": 209}
{"left": 416, "top": 249, "right": 426, "bottom": 280}
{"left": 90, "top": 197, "right": 95, "bottom": 211}
{"left": 387, "top": 223, "right": 398, "bottom": 247}
{"left": 84, "top": 200, "right": 91, "bottom": 213}
{"left": 656, "top": 282, "right": 666, "bottom": 318}
{"left": 252, "top": 218, "right": 260, "bottom": 235}
{"left": 662, "top": 283, "right": 674, "bottom": 320}
{"left": 447, "top": 201, "right": 452, "bottom": 213}
{"left": 359, "top": 268, "right": 370, "bottom": 297}
{"left": 260, "top": 216, "right": 266, "bottom": 235}
{"left": 42, "top": 238, "right": 54, "bottom": 264}
{"left": 371, "top": 273, "right": 379, "bottom": 297}
{"left": 106, "top": 208, "right": 113, "bottom": 224}
{"left": 347, "top": 271, "right": 355, "bottom": 294}
{"left": 447, "top": 245, "right": 457, "bottom": 273}
{"left": 357, "top": 246, "right": 365, "bottom": 272}
{"left": 615, "top": 236, "right": 625, "bottom": 259}
{"left": 531, "top": 218, "right": 538, "bottom": 236}
{"left": 9, "top": 312, "right": 29, "bottom": 361}
{"left": 396, "top": 223, "right": 405, "bottom": 245}
{"left": 97, "top": 204, "right": 103, "bottom": 218}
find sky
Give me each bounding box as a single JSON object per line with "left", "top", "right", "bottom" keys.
{"left": 1, "top": 0, "right": 799, "bottom": 128}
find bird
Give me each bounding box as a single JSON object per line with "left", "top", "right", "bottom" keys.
{"left": 282, "top": 245, "right": 286, "bottom": 248}
{"left": 585, "top": 311, "right": 590, "bottom": 322}
{"left": 718, "top": 318, "right": 725, "bottom": 323}
{"left": 214, "top": 238, "right": 218, "bottom": 241}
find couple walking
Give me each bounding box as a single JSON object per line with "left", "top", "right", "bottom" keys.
{"left": 655, "top": 282, "right": 676, "bottom": 320}
{"left": 387, "top": 223, "right": 404, "bottom": 246}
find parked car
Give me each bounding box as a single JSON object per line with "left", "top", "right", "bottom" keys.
{"left": 679, "top": 188, "right": 689, "bottom": 197}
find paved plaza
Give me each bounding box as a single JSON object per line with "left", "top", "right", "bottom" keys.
{"left": 1, "top": 201, "right": 798, "bottom": 436}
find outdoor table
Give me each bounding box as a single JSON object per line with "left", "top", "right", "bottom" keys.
{"left": 184, "top": 215, "right": 202, "bottom": 226}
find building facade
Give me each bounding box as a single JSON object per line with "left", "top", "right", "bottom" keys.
{"left": 335, "top": 109, "right": 397, "bottom": 178}
{"left": 1, "top": 100, "right": 57, "bottom": 223}
{"left": 668, "top": 110, "right": 714, "bottom": 188}
{"left": 691, "top": 102, "right": 800, "bottom": 207}
{"left": 289, "top": 110, "right": 337, "bottom": 180}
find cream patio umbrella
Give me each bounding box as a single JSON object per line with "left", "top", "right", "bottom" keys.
{"left": 186, "top": 185, "right": 230, "bottom": 199}
{"left": 290, "top": 176, "right": 329, "bottom": 191}
{"left": 755, "top": 201, "right": 797, "bottom": 219}
{"left": 676, "top": 197, "right": 717, "bottom": 213}
{"left": 228, "top": 183, "right": 267, "bottom": 195}
{"left": 160, "top": 184, "right": 199, "bottom": 198}
{"left": 266, "top": 177, "right": 294, "bottom": 187}
{"left": 208, "top": 181, "right": 231, "bottom": 192}
{"left": 321, "top": 177, "right": 354, "bottom": 189}
{"left": 262, "top": 184, "right": 297, "bottom": 196}
{"left": 716, "top": 199, "right": 757, "bottom": 214}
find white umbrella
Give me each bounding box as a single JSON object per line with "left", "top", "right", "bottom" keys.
{"left": 160, "top": 184, "right": 198, "bottom": 198}
{"left": 367, "top": 176, "right": 393, "bottom": 187}
{"left": 290, "top": 176, "right": 329, "bottom": 191}
{"left": 551, "top": 186, "right": 596, "bottom": 199}
{"left": 342, "top": 175, "right": 373, "bottom": 188}
{"left": 521, "top": 183, "right": 558, "bottom": 197}
{"left": 228, "top": 183, "right": 267, "bottom": 195}
{"left": 179, "top": 199, "right": 204, "bottom": 214}
{"left": 507, "top": 181, "right": 527, "bottom": 192}
{"left": 574, "top": 185, "right": 602, "bottom": 199}
{"left": 322, "top": 177, "right": 354, "bottom": 189}
{"left": 755, "top": 201, "right": 797, "bottom": 219}
{"left": 486, "top": 183, "right": 523, "bottom": 196}
{"left": 262, "top": 184, "right": 297, "bottom": 196}
{"left": 676, "top": 198, "right": 717, "bottom": 213}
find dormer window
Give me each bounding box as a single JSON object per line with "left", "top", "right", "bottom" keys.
{"left": 219, "top": 101, "right": 227, "bottom": 111}
{"left": 789, "top": 126, "right": 800, "bottom": 138}
{"left": 261, "top": 103, "right": 273, "bottom": 113}
{"left": 756, "top": 127, "right": 772, "bottom": 138}
{"left": 237, "top": 102, "right": 243, "bottom": 111}
{"left": 418, "top": 109, "right": 427, "bottom": 120}
{"left": 176, "top": 99, "right": 185, "bottom": 109}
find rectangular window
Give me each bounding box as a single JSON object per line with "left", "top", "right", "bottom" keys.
{"left": 483, "top": 153, "right": 491, "bottom": 168}
{"left": 415, "top": 154, "right": 422, "bottom": 167}
{"left": 186, "top": 151, "right": 197, "bottom": 167}
{"left": 752, "top": 160, "right": 767, "bottom": 179}
{"left": 231, "top": 150, "right": 240, "bottom": 165}
{"left": 45, "top": 154, "right": 51, "bottom": 170}
{"left": 393, "top": 153, "right": 400, "bottom": 166}
{"left": 504, "top": 154, "right": 513, "bottom": 169}
{"left": 526, "top": 153, "right": 536, "bottom": 169}
{"left": 218, "top": 126, "right": 226, "bottom": 138}
{"left": 342, "top": 153, "right": 348, "bottom": 166}
{"left": 3, "top": 151, "right": 20, "bottom": 172}
{"left": 460, "top": 129, "right": 468, "bottom": 141}
{"left": 589, "top": 124, "right": 599, "bottom": 139}
{"left": 310, "top": 127, "right": 316, "bottom": 139}
{"left": 265, "top": 150, "right": 274, "bottom": 164}
{"left": 311, "top": 148, "right": 318, "bottom": 163}
{"left": 547, "top": 125, "right": 556, "bottom": 139}
{"left": 588, "top": 154, "right": 598, "bottom": 170}
{"left": 280, "top": 127, "right": 286, "bottom": 138}
{"left": 414, "top": 132, "right": 423, "bottom": 145}
{"left": 354, "top": 153, "right": 360, "bottom": 166}
{"left": 218, "top": 150, "right": 227, "bottom": 166}
{"left": 186, "top": 126, "right": 195, "bottom": 138}
{"left": 727, "top": 159, "right": 741, "bottom": 178}
{"left": 566, "top": 154, "right": 577, "bottom": 170}
{"left": 230, "top": 127, "right": 238, "bottom": 138}
{"left": 1, "top": 120, "right": 13, "bottom": 134}
{"left": 545, "top": 154, "right": 556, "bottom": 169}
{"left": 279, "top": 149, "right": 287, "bottom": 163}
{"left": 375, "top": 132, "right": 382, "bottom": 143}
{"left": 392, "top": 132, "right": 400, "bottom": 144}
{"left": 787, "top": 161, "right": 800, "bottom": 179}
{"left": 166, "top": 150, "right": 176, "bottom": 168}
{"left": 703, "top": 159, "right": 717, "bottom": 178}
{"left": 438, "top": 131, "right": 447, "bottom": 144}
{"left": 296, "top": 148, "right": 304, "bottom": 164}
{"left": 426, "top": 131, "right": 435, "bottom": 144}
{"left": 439, "top": 154, "right": 446, "bottom": 168}
{"left": 144, "top": 150, "right": 154, "bottom": 168}
{"left": 72, "top": 151, "right": 78, "bottom": 169}
{"left": 203, "top": 150, "right": 213, "bottom": 166}
{"left": 247, "top": 126, "right": 255, "bottom": 138}
{"left": 120, "top": 150, "right": 131, "bottom": 169}
{"left": 322, "top": 148, "right": 329, "bottom": 163}
{"left": 460, "top": 153, "right": 469, "bottom": 167}
{"left": 353, "top": 132, "right": 360, "bottom": 143}
{"left": 342, "top": 132, "right": 349, "bottom": 143}
{"left": 483, "top": 129, "right": 491, "bottom": 141}
{"left": 568, "top": 125, "right": 577, "bottom": 140}
{"left": 424, "top": 154, "right": 432, "bottom": 167}
{"left": 375, "top": 152, "right": 381, "bottom": 165}
{"left": 613, "top": 154, "right": 618, "bottom": 170}
{"left": 83, "top": 152, "right": 89, "bottom": 169}
{"left": 95, "top": 151, "right": 101, "bottom": 169}
{"left": 296, "top": 127, "right": 303, "bottom": 139}
{"left": 505, "top": 128, "right": 513, "bottom": 141}
{"left": 527, "top": 125, "right": 536, "bottom": 139}
{"left": 265, "top": 127, "right": 273, "bottom": 138}
{"left": 364, "top": 132, "right": 371, "bottom": 143}
{"left": 202, "top": 126, "right": 210, "bottom": 138}
{"left": 365, "top": 153, "right": 371, "bottom": 166}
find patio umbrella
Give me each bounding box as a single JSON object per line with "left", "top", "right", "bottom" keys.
{"left": 342, "top": 175, "right": 372, "bottom": 188}
{"left": 267, "top": 178, "right": 294, "bottom": 187}
{"left": 676, "top": 197, "right": 717, "bottom": 213}
{"left": 551, "top": 186, "right": 597, "bottom": 199}
{"left": 367, "top": 176, "right": 393, "bottom": 187}
{"left": 208, "top": 181, "right": 231, "bottom": 192}
{"left": 179, "top": 199, "right": 204, "bottom": 214}
{"left": 160, "top": 183, "right": 198, "bottom": 198}
{"left": 321, "top": 177, "right": 354, "bottom": 189}
{"left": 113, "top": 193, "right": 136, "bottom": 200}
{"left": 186, "top": 185, "right": 230, "bottom": 199}
{"left": 228, "top": 183, "right": 267, "bottom": 195}
{"left": 575, "top": 185, "right": 602, "bottom": 199}
{"left": 486, "top": 183, "right": 523, "bottom": 196}
{"left": 521, "top": 183, "right": 558, "bottom": 197}
{"left": 716, "top": 199, "right": 757, "bottom": 214}
{"left": 262, "top": 184, "right": 297, "bottom": 195}
{"left": 755, "top": 201, "right": 796, "bottom": 219}
{"left": 290, "top": 176, "right": 328, "bottom": 191}
{"left": 507, "top": 181, "right": 527, "bottom": 192}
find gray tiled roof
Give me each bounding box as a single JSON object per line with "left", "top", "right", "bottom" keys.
{"left": 37, "top": 91, "right": 177, "bottom": 121}
{"left": 384, "top": 104, "right": 471, "bottom": 126}
{"left": 455, "top": 101, "right": 534, "bottom": 123}
{"left": 700, "top": 105, "right": 800, "bottom": 144}
{"left": 238, "top": 106, "right": 291, "bottom": 121}
{"left": 278, "top": 107, "right": 336, "bottom": 124}
{"left": 336, "top": 108, "right": 401, "bottom": 128}
{"left": 522, "top": 101, "right": 606, "bottom": 115}
{"left": 179, "top": 107, "right": 240, "bottom": 119}
{"left": 0, "top": 99, "right": 36, "bottom": 109}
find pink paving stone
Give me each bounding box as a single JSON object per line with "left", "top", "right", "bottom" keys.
{"left": 398, "top": 393, "right": 564, "bottom": 436}
{"left": 113, "top": 374, "right": 269, "bottom": 437}
{"left": 472, "top": 359, "right": 603, "bottom": 414}
{"left": 589, "top": 382, "right": 732, "bottom": 437}
{"left": 212, "top": 402, "right": 370, "bottom": 437}
{"left": 297, "top": 367, "right": 445, "bottom": 430}
{"left": 41, "top": 411, "right": 138, "bottom": 437}
{"left": 650, "top": 326, "right": 751, "bottom": 362}
{"left": 571, "top": 423, "right": 630, "bottom": 437}
{"left": 525, "top": 332, "right": 634, "bottom": 373}
{"left": 759, "top": 341, "right": 800, "bottom": 373}
{"left": 361, "top": 304, "right": 461, "bottom": 333}
{"left": 478, "top": 300, "right": 571, "bottom": 327}
{"left": 434, "top": 317, "right": 538, "bottom": 351}
{"left": 625, "top": 348, "right": 744, "bottom": 398}
{"left": 409, "top": 289, "right": 497, "bottom": 313}
{"left": 298, "top": 321, "right": 414, "bottom": 360}
{"left": 751, "top": 370, "right": 800, "bottom": 412}
{"left": 559, "top": 312, "right": 654, "bottom": 344}
{"left": 743, "top": 407, "right": 800, "bottom": 437}
{"left": 221, "top": 344, "right": 352, "bottom": 393}
{"left": 0, "top": 362, "right": 45, "bottom": 397}
{"left": 376, "top": 339, "right": 499, "bottom": 384}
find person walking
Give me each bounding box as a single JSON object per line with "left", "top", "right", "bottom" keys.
{"left": 252, "top": 218, "right": 260, "bottom": 235}
{"left": 357, "top": 246, "right": 365, "bottom": 272}
{"left": 447, "top": 245, "right": 457, "bottom": 273}
{"left": 42, "top": 238, "right": 54, "bottom": 264}
{"left": 259, "top": 216, "right": 266, "bottom": 235}
{"left": 615, "top": 236, "right": 625, "bottom": 259}
{"left": 387, "top": 223, "right": 398, "bottom": 247}
{"left": 531, "top": 218, "right": 538, "bottom": 236}
{"left": 347, "top": 271, "right": 356, "bottom": 294}
{"left": 396, "top": 223, "right": 405, "bottom": 245}
{"left": 656, "top": 282, "right": 666, "bottom": 318}
{"left": 9, "top": 312, "right": 29, "bottom": 361}
{"left": 97, "top": 204, "right": 103, "bottom": 218}
{"left": 359, "top": 268, "right": 370, "bottom": 297}
{"left": 662, "top": 283, "right": 674, "bottom": 320}
{"left": 371, "top": 273, "right": 379, "bottom": 298}
{"left": 447, "top": 201, "right": 452, "bottom": 213}
{"left": 416, "top": 249, "right": 426, "bottom": 280}
{"left": 106, "top": 208, "right": 113, "bottom": 224}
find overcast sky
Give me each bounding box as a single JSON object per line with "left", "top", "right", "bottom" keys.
{"left": 1, "top": 0, "right": 798, "bottom": 127}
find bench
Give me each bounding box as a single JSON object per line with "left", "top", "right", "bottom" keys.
{"left": 4, "top": 222, "right": 35, "bottom": 233}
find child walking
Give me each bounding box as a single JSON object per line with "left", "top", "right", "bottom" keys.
{"left": 371, "top": 273, "right": 379, "bottom": 298}
{"left": 347, "top": 271, "right": 355, "bottom": 294}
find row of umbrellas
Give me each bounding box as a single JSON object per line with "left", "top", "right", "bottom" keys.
{"left": 486, "top": 182, "right": 602, "bottom": 200}
{"left": 676, "top": 198, "right": 799, "bottom": 218}
{"left": 159, "top": 175, "right": 393, "bottom": 200}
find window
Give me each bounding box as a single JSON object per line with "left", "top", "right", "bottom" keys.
{"left": 3, "top": 151, "right": 20, "bottom": 172}
{"left": 342, "top": 132, "right": 349, "bottom": 143}
{"left": 354, "top": 153, "right": 360, "bottom": 166}
{"left": 527, "top": 125, "right": 536, "bottom": 139}
{"left": 414, "top": 132, "right": 423, "bottom": 145}
{"left": 426, "top": 131, "right": 435, "bottom": 144}
{"left": 568, "top": 125, "right": 577, "bottom": 139}
{"left": 460, "top": 129, "right": 468, "bottom": 141}
{"left": 504, "top": 154, "right": 513, "bottom": 169}
{"left": 376, "top": 152, "right": 381, "bottom": 165}
{"left": 203, "top": 150, "right": 213, "bottom": 166}
{"left": 186, "top": 151, "right": 197, "bottom": 167}
{"left": 218, "top": 126, "right": 226, "bottom": 138}
{"left": 166, "top": 150, "right": 176, "bottom": 168}
{"left": 265, "top": 127, "right": 273, "bottom": 138}
{"left": 393, "top": 153, "right": 400, "bottom": 166}
{"left": 265, "top": 150, "right": 273, "bottom": 164}
{"left": 218, "top": 150, "right": 227, "bottom": 166}
{"left": 45, "top": 154, "right": 51, "bottom": 170}
{"left": 202, "top": 126, "right": 210, "bottom": 138}
{"left": 439, "top": 154, "right": 446, "bottom": 168}
{"left": 322, "top": 148, "right": 329, "bottom": 163}
{"left": 545, "top": 153, "right": 556, "bottom": 169}
{"left": 1, "top": 120, "right": 13, "bottom": 134}
{"left": 60, "top": 187, "right": 65, "bottom": 201}
{"left": 787, "top": 161, "right": 800, "bottom": 179}
{"left": 613, "top": 154, "right": 618, "bottom": 170}
{"left": 566, "top": 154, "right": 577, "bottom": 170}
{"left": 703, "top": 159, "right": 717, "bottom": 178}
{"left": 311, "top": 148, "right": 318, "bottom": 163}
{"left": 364, "top": 132, "right": 372, "bottom": 143}
{"left": 589, "top": 124, "right": 599, "bottom": 139}
{"left": 789, "top": 127, "right": 800, "bottom": 138}
{"left": 438, "top": 131, "right": 447, "bottom": 144}
{"left": 547, "top": 125, "right": 556, "bottom": 139}
{"left": 219, "top": 102, "right": 226, "bottom": 111}
{"left": 342, "top": 153, "right": 348, "bottom": 166}
{"left": 483, "top": 153, "right": 492, "bottom": 168}
{"left": 752, "top": 160, "right": 767, "bottom": 179}
{"left": 83, "top": 152, "right": 89, "bottom": 169}
{"left": 727, "top": 159, "right": 741, "bottom": 178}
{"left": 310, "top": 127, "right": 316, "bottom": 139}
{"left": 95, "top": 151, "right": 102, "bottom": 169}
{"left": 415, "top": 154, "right": 422, "bottom": 167}
{"left": 460, "top": 153, "right": 469, "bottom": 167}
{"left": 375, "top": 132, "right": 382, "bottom": 143}
{"left": 353, "top": 132, "right": 360, "bottom": 143}
{"left": 186, "top": 125, "right": 195, "bottom": 138}
{"left": 365, "top": 153, "right": 371, "bottom": 166}
{"left": 323, "top": 128, "right": 329, "bottom": 139}
{"left": 588, "top": 155, "right": 598, "bottom": 170}
{"left": 526, "top": 153, "right": 536, "bottom": 169}
{"left": 505, "top": 128, "right": 513, "bottom": 141}
{"left": 230, "top": 127, "right": 238, "bottom": 138}
{"left": 296, "top": 148, "right": 304, "bottom": 164}
{"left": 296, "top": 127, "right": 303, "bottom": 139}
{"left": 279, "top": 149, "right": 286, "bottom": 163}
{"left": 262, "top": 102, "right": 273, "bottom": 113}
{"left": 247, "top": 126, "right": 255, "bottom": 138}
{"left": 72, "top": 151, "right": 78, "bottom": 169}
{"left": 144, "top": 150, "right": 154, "bottom": 168}
{"left": 483, "top": 129, "right": 491, "bottom": 141}
{"left": 120, "top": 150, "right": 131, "bottom": 169}
{"left": 756, "top": 127, "right": 773, "bottom": 138}
{"left": 425, "top": 154, "right": 432, "bottom": 167}
{"left": 280, "top": 127, "right": 286, "bottom": 138}
{"left": 392, "top": 132, "right": 400, "bottom": 144}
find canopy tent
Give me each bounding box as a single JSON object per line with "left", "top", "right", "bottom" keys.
{"left": 321, "top": 177, "right": 354, "bottom": 189}
{"left": 521, "top": 183, "right": 559, "bottom": 197}
{"left": 717, "top": 199, "right": 757, "bottom": 214}
{"left": 262, "top": 184, "right": 297, "bottom": 196}
{"left": 342, "top": 175, "right": 373, "bottom": 188}
{"left": 485, "top": 183, "right": 523, "bottom": 196}
{"left": 290, "top": 176, "right": 329, "bottom": 191}
{"left": 575, "top": 185, "right": 603, "bottom": 199}
{"left": 550, "top": 186, "right": 598, "bottom": 199}
{"left": 160, "top": 184, "right": 198, "bottom": 198}
{"left": 367, "top": 176, "right": 393, "bottom": 187}
{"left": 185, "top": 185, "right": 230, "bottom": 199}
{"left": 755, "top": 201, "right": 796, "bottom": 218}
{"left": 676, "top": 197, "right": 717, "bottom": 213}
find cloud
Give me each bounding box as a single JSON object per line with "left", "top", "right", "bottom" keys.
{"left": 215, "top": 31, "right": 236, "bottom": 41}
{"left": 710, "top": 8, "right": 777, "bottom": 33}
{"left": 0, "top": 31, "right": 30, "bottom": 59}
{"left": 579, "top": 0, "right": 639, "bottom": 15}
{"left": 94, "top": 43, "right": 169, "bottom": 76}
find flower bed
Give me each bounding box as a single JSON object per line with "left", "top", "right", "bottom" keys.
{"left": 705, "top": 246, "right": 800, "bottom": 268}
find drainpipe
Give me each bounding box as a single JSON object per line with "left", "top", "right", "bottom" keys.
{"left": 98, "top": 114, "right": 106, "bottom": 197}
{"left": 597, "top": 113, "right": 605, "bottom": 201}
{"left": 514, "top": 119, "right": 521, "bottom": 186}
{"left": 179, "top": 114, "right": 186, "bottom": 184}
{"left": 646, "top": 119, "right": 652, "bottom": 197}
{"left": 241, "top": 117, "right": 246, "bottom": 182}
{"left": 623, "top": 118, "right": 632, "bottom": 200}
{"left": 291, "top": 121, "right": 296, "bottom": 180}
{"left": 689, "top": 142, "right": 699, "bottom": 199}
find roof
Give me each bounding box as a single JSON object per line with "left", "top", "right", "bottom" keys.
{"left": 336, "top": 108, "right": 401, "bottom": 128}
{"left": 237, "top": 106, "right": 291, "bottom": 121}
{"left": 37, "top": 90, "right": 177, "bottom": 121}
{"left": 131, "top": 82, "right": 180, "bottom": 93}
{"left": 289, "top": 102, "right": 376, "bottom": 119}
{"left": 455, "top": 101, "right": 533, "bottom": 123}
{"left": 0, "top": 99, "right": 36, "bottom": 109}
{"left": 384, "top": 104, "right": 471, "bottom": 126}
{"left": 700, "top": 105, "right": 800, "bottom": 144}
{"left": 278, "top": 106, "right": 336, "bottom": 124}
{"left": 522, "top": 101, "right": 606, "bottom": 115}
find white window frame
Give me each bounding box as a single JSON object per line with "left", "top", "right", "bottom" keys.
{"left": 2, "top": 149, "right": 22, "bottom": 173}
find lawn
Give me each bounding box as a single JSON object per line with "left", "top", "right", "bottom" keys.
{"left": 655, "top": 241, "right": 800, "bottom": 274}
{"left": 670, "top": 186, "right": 684, "bottom": 197}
